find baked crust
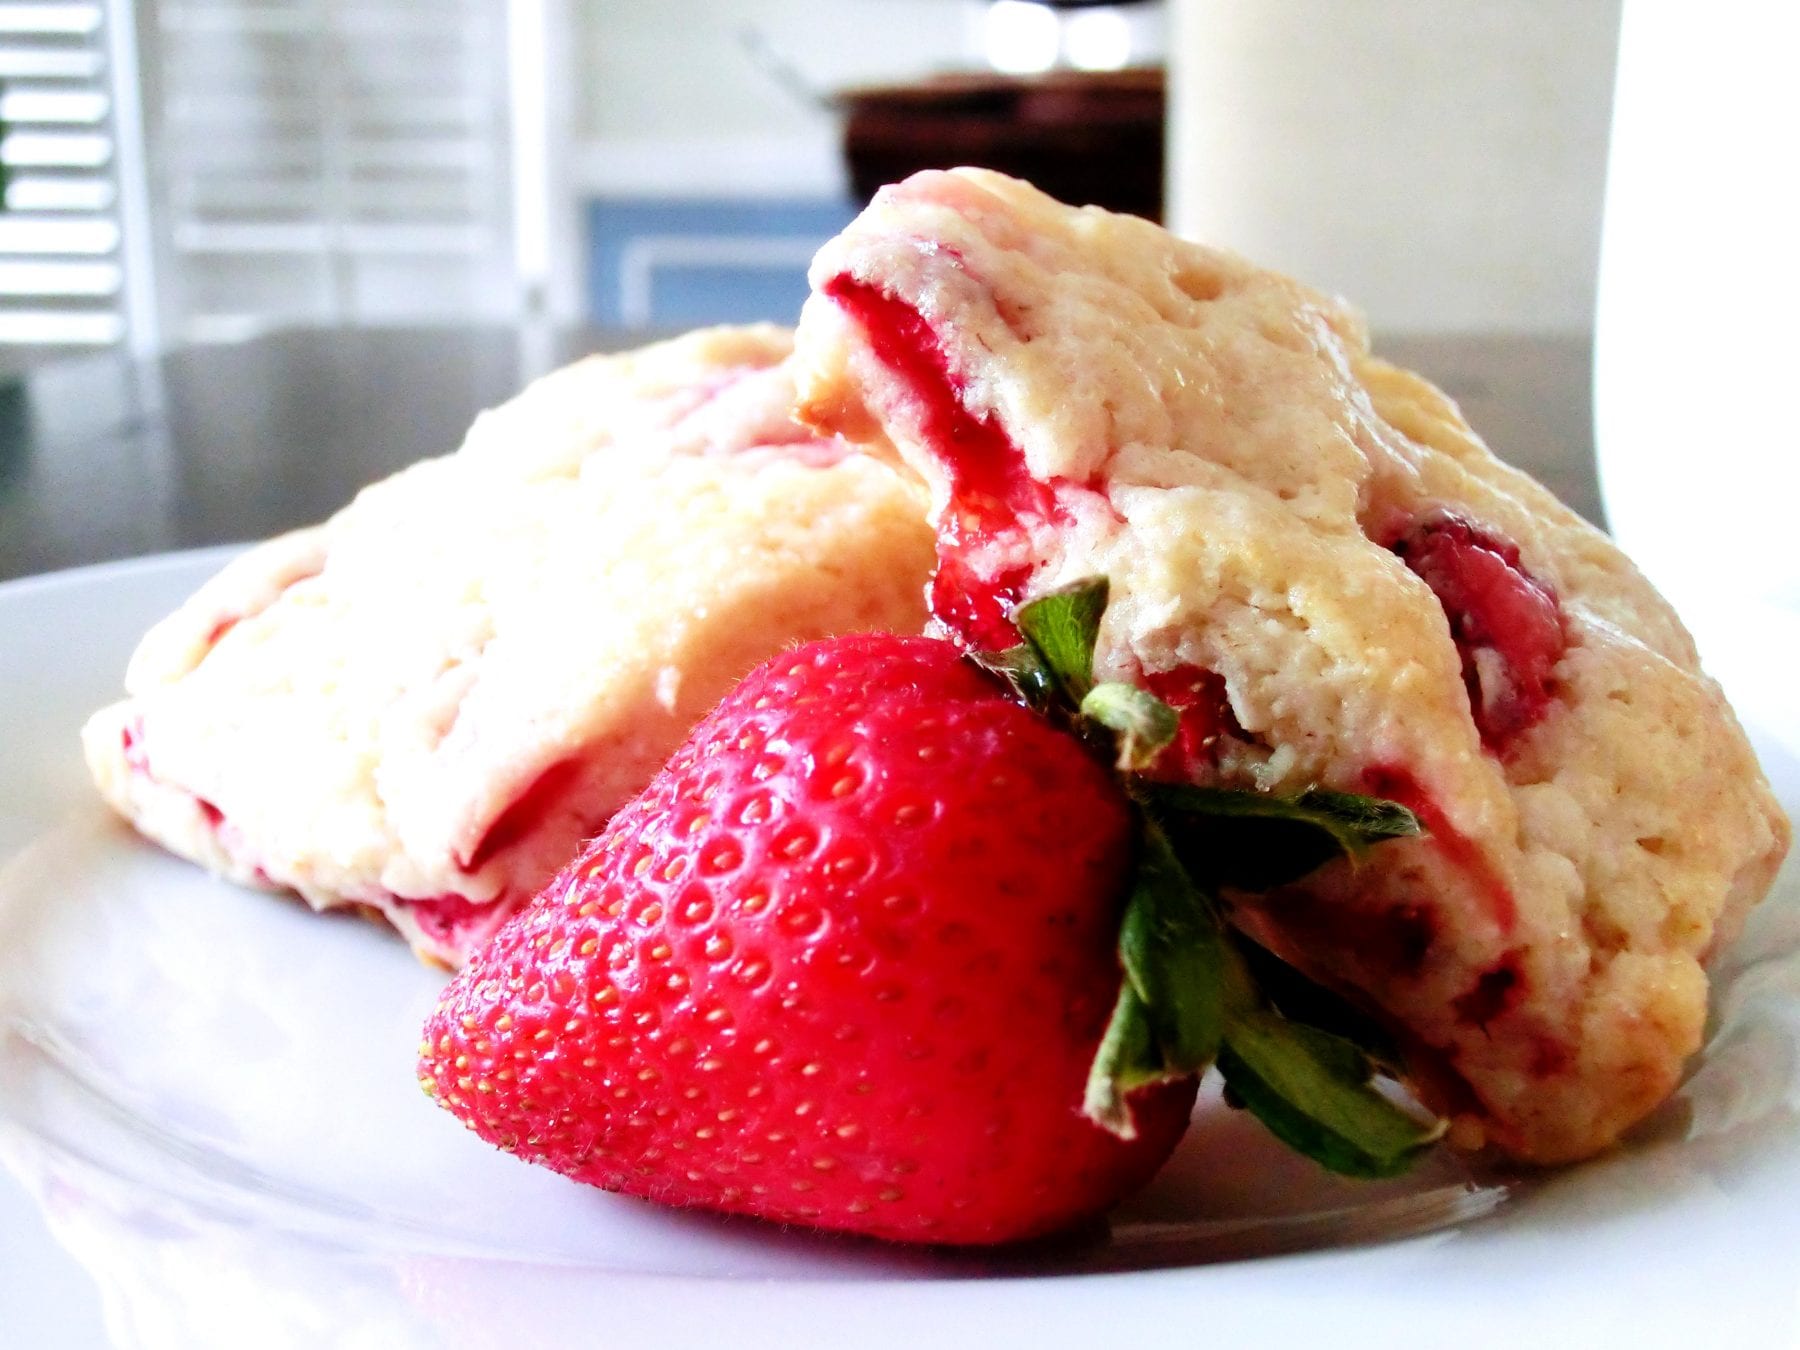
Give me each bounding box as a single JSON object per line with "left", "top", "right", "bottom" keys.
{"left": 85, "top": 326, "right": 935, "bottom": 965}
{"left": 793, "top": 168, "right": 1790, "bottom": 1163}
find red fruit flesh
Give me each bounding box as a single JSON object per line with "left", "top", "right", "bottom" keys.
{"left": 392, "top": 892, "right": 519, "bottom": 957}
{"left": 823, "top": 277, "right": 1054, "bottom": 651}
{"left": 121, "top": 720, "right": 223, "bottom": 827}
{"left": 1139, "top": 666, "right": 1234, "bottom": 779}
{"left": 124, "top": 716, "right": 531, "bottom": 962}
{"left": 421, "top": 633, "right": 1194, "bottom": 1246}
{"left": 457, "top": 757, "right": 585, "bottom": 874}
{"left": 194, "top": 557, "right": 323, "bottom": 662}
{"left": 1259, "top": 885, "right": 1441, "bottom": 980}
{"left": 1362, "top": 763, "right": 1517, "bottom": 933}
{"left": 1392, "top": 514, "right": 1565, "bottom": 750}
{"left": 1450, "top": 956, "right": 1522, "bottom": 1029}
{"left": 930, "top": 552, "right": 1035, "bottom": 655}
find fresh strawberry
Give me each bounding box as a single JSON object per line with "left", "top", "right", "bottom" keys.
{"left": 420, "top": 632, "right": 1195, "bottom": 1245}
{"left": 1392, "top": 513, "right": 1565, "bottom": 749}
{"left": 421, "top": 583, "right": 1444, "bottom": 1247}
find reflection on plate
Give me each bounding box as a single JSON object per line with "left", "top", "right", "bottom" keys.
{"left": 2, "top": 552, "right": 1797, "bottom": 1350}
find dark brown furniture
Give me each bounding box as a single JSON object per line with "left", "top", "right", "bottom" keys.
{"left": 840, "top": 68, "right": 1166, "bottom": 221}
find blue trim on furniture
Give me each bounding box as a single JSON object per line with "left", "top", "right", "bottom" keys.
{"left": 586, "top": 197, "right": 857, "bottom": 328}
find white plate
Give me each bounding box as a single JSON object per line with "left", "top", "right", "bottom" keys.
{"left": 2, "top": 550, "right": 1797, "bottom": 1350}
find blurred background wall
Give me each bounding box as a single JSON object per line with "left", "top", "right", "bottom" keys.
{"left": 572, "top": 0, "right": 1619, "bottom": 336}
{"left": 1168, "top": 0, "right": 1622, "bottom": 335}
{"left": 574, "top": 0, "right": 972, "bottom": 198}
{"left": 0, "top": 0, "right": 1621, "bottom": 361}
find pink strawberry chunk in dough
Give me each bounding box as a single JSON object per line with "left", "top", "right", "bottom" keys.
{"left": 793, "top": 167, "right": 1789, "bottom": 1163}
{"left": 1391, "top": 513, "right": 1566, "bottom": 750}
{"left": 84, "top": 325, "right": 936, "bottom": 967}
{"left": 821, "top": 276, "right": 1056, "bottom": 651}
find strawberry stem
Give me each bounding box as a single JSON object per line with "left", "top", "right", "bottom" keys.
{"left": 987, "top": 574, "right": 1444, "bottom": 1176}
{"left": 1083, "top": 814, "right": 1234, "bottom": 1134}
{"left": 1086, "top": 803, "right": 1445, "bottom": 1175}
{"left": 1217, "top": 1014, "right": 1448, "bottom": 1178}
{"left": 1081, "top": 682, "right": 1180, "bottom": 770}
{"left": 1083, "top": 984, "right": 1160, "bottom": 1138}
{"left": 1013, "top": 577, "right": 1108, "bottom": 704}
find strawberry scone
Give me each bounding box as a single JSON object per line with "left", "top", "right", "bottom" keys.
{"left": 793, "top": 169, "right": 1790, "bottom": 1164}
{"left": 84, "top": 326, "right": 934, "bottom": 966}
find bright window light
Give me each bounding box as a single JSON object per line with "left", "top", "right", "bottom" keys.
{"left": 0, "top": 3, "right": 102, "bottom": 36}
{"left": 4, "top": 175, "right": 115, "bottom": 211}
{"left": 0, "top": 311, "right": 122, "bottom": 344}
{"left": 1064, "top": 8, "right": 1133, "bottom": 71}
{"left": 0, "top": 260, "right": 121, "bottom": 297}
{"left": 0, "top": 216, "right": 119, "bottom": 254}
{"left": 0, "top": 131, "right": 112, "bottom": 168}
{"left": 985, "top": 0, "right": 1058, "bottom": 75}
{"left": 0, "top": 89, "right": 109, "bottom": 124}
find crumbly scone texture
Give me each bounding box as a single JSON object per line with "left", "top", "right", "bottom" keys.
{"left": 793, "top": 168, "right": 1791, "bottom": 1163}
{"left": 84, "top": 325, "right": 935, "bottom": 966}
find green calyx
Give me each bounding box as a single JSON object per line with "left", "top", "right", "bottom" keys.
{"left": 985, "top": 578, "right": 1443, "bottom": 1179}
{"left": 1081, "top": 683, "right": 1181, "bottom": 772}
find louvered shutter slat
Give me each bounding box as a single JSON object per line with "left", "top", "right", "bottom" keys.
{"left": 157, "top": 0, "right": 516, "bottom": 336}
{"left": 1, "top": 0, "right": 522, "bottom": 349}
{"left": 0, "top": 0, "right": 125, "bottom": 348}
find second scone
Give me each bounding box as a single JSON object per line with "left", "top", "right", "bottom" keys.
{"left": 84, "top": 325, "right": 936, "bottom": 966}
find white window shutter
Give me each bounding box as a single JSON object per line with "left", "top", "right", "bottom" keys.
{"left": 143, "top": 0, "right": 522, "bottom": 343}
{"left": 0, "top": 0, "right": 138, "bottom": 349}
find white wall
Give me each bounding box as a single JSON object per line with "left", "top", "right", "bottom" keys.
{"left": 575, "top": 0, "right": 983, "bottom": 195}
{"left": 571, "top": 0, "right": 1622, "bottom": 332}
{"left": 1168, "top": 0, "right": 1621, "bottom": 334}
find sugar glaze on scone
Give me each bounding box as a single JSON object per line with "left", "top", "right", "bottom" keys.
{"left": 794, "top": 169, "right": 1790, "bottom": 1163}
{"left": 85, "top": 326, "right": 935, "bottom": 966}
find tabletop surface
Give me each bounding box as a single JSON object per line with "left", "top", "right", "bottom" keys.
{"left": 0, "top": 326, "right": 1602, "bottom": 585}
